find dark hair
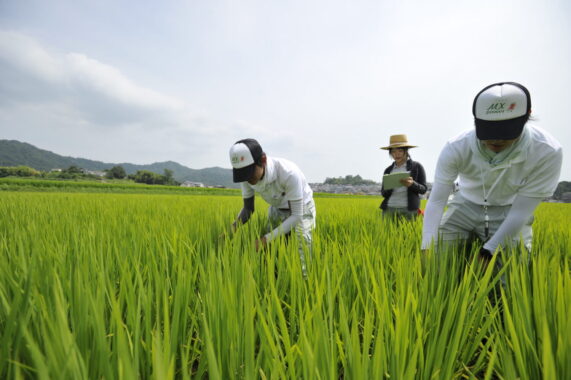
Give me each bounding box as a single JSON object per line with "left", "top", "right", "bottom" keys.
{"left": 255, "top": 153, "right": 266, "bottom": 166}
{"left": 389, "top": 147, "right": 410, "bottom": 159}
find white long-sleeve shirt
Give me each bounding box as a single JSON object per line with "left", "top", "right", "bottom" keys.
{"left": 241, "top": 157, "right": 313, "bottom": 242}
{"left": 422, "top": 124, "right": 562, "bottom": 251}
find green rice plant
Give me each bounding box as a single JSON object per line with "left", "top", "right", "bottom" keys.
{"left": 0, "top": 192, "right": 569, "bottom": 379}
{"left": 494, "top": 249, "right": 570, "bottom": 380}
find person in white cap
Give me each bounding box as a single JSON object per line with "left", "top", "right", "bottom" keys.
{"left": 422, "top": 82, "right": 562, "bottom": 263}
{"left": 380, "top": 134, "right": 427, "bottom": 219}
{"left": 228, "top": 138, "right": 316, "bottom": 276}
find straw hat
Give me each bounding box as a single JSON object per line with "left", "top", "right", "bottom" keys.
{"left": 380, "top": 134, "right": 418, "bottom": 150}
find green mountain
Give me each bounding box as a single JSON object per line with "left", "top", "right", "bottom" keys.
{"left": 0, "top": 140, "right": 236, "bottom": 188}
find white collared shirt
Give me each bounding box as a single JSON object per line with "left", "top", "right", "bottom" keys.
{"left": 433, "top": 124, "right": 562, "bottom": 206}
{"left": 241, "top": 156, "right": 313, "bottom": 208}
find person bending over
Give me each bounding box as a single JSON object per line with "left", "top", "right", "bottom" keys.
{"left": 422, "top": 82, "right": 562, "bottom": 264}
{"left": 229, "top": 138, "right": 316, "bottom": 276}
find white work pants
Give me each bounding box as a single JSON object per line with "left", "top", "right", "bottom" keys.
{"left": 267, "top": 199, "right": 316, "bottom": 277}
{"left": 439, "top": 193, "right": 533, "bottom": 251}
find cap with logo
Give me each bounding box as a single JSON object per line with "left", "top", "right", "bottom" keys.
{"left": 473, "top": 82, "right": 531, "bottom": 140}
{"left": 229, "top": 138, "right": 264, "bottom": 183}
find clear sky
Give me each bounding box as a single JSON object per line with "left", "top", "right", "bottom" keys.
{"left": 1, "top": 0, "right": 569, "bottom": 182}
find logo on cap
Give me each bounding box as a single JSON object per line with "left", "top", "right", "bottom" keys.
{"left": 486, "top": 102, "right": 506, "bottom": 114}
{"left": 508, "top": 103, "right": 516, "bottom": 110}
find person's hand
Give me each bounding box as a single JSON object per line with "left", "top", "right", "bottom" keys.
{"left": 255, "top": 236, "right": 268, "bottom": 251}
{"left": 478, "top": 248, "right": 493, "bottom": 270}
{"left": 400, "top": 176, "right": 414, "bottom": 187}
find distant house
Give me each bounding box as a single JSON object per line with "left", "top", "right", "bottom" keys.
{"left": 50, "top": 168, "right": 62, "bottom": 172}
{"left": 181, "top": 181, "right": 205, "bottom": 188}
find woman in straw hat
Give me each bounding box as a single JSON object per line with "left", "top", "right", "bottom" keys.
{"left": 380, "top": 134, "right": 427, "bottom": 219}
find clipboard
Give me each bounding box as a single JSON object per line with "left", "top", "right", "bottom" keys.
{"left": 382, "top": 172, "right": 410, "bottom": 190}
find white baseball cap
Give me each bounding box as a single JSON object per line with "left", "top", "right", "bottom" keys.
{"left": 229, "top": 138, "right": 264, "bottom": 182}
{"left": 473, "top": 82, "right": 531, "bottom": 140}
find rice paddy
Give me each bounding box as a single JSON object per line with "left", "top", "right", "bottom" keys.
{"left": 0, "top": 191, "right": 569, "bottom": 379}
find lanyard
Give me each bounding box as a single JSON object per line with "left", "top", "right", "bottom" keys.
{"left": 480, "top": 164, "right": 510, "bottom": 241}
{"left": 483, "top": 201, "right": 490, "bottom": 240}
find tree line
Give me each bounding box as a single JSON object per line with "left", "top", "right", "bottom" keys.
{"left": 0, "top": 165, "right": 178, "bottom": 186}
{"left": 324, "top": 174, "right": 377, "bottom": 185}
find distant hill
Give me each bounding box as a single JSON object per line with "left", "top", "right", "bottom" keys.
{"left": 0, "top": 140, "right": 236, "bottom": 188}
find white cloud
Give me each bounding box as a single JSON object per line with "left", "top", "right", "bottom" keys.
{"left": 0, "top": 31, "right": 187, "bottom": 126}
{"left": 65, "top": 53, "right": 183, "bottom": 112}
{"left": 0, "top": 30, "right": 230, "bottom": 167}
{"left": 0, "top": 30, "right": 63, "bottom": 83}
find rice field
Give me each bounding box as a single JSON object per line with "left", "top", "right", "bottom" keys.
{"left": 1, "top": 191, "right": 570, "bottom": 379}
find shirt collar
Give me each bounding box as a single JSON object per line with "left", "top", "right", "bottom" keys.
{"left": 255, "top": 156, "right": 276, "bottom": 187}
{"left": 471, "top": 126, "right": 530, "bottom": 166}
